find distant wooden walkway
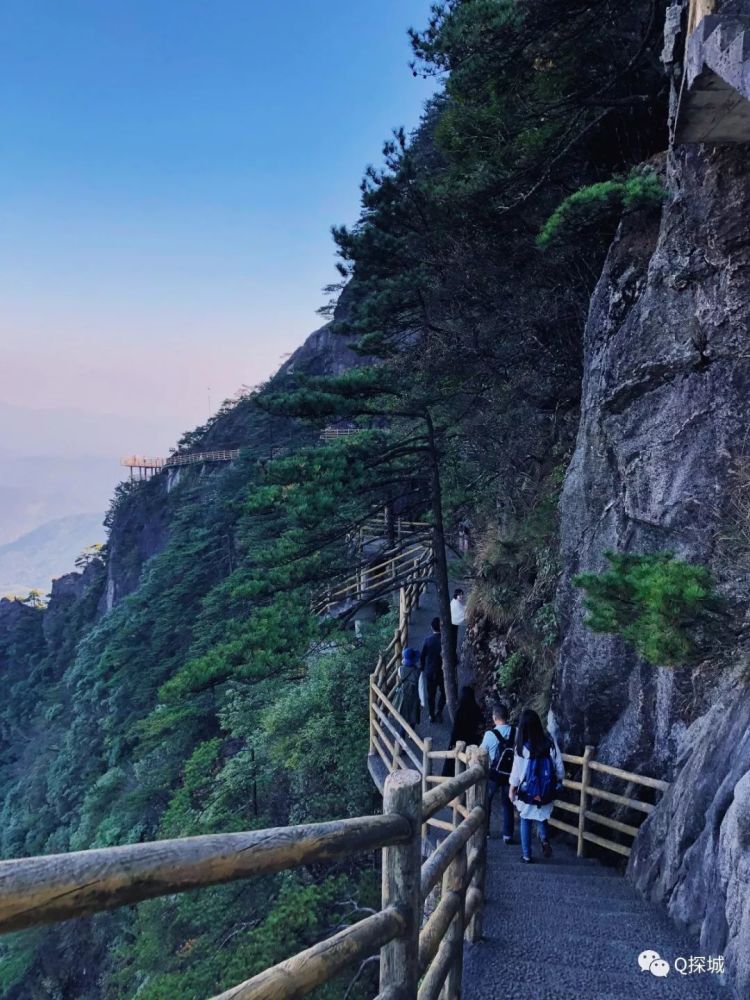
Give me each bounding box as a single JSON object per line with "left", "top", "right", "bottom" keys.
{"left": 121, "top": 450, "right": 240, "bottom": 479}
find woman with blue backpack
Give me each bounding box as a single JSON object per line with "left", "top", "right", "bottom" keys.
{"left": 509, "top": 708, "right": 564, "bottom": 863}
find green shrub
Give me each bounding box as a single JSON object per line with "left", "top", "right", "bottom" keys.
{"left": 574, "top": 552, "right": 718, "bottom": 665}
{"left": 532, "top": 602, "right": 558, "bottom": 647}
{"left": 537, "top": 170, "right": 664, "bottom": 248}
{"left": 496, "top": 650, "right": 525, "bottom": 688}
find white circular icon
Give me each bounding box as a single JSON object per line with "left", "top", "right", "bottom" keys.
{"left": 638, "top": 950, "right": 661, "bottom": 972}
{"left": 650, "top": 959, "right": 670, "bottom": 978}
{"left": 637, "top": 950, "right": 670, "bottom": 977}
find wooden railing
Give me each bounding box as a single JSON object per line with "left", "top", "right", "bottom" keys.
{"left": 319, "top": 426, "right": 361, "bottom": 441}
{"left": 0, "top": 762, "right": 487, "bottom": 1000}
{"left": 0, "top": 533, "right": 675, "bottom": 997}
{"left": 316, "top": 537, "right": 433, "bottom": 615}
{"left": 552, "top": 747, "right": 670, "bottom": 858}
{"left": 361, "top": 513, "right": 432, "bottom": 538}
{"left": 121, "top": 450, "right": 241, "bottom": 471}
{"left": 366, "top": 563, "right": 670, "bottom": 862}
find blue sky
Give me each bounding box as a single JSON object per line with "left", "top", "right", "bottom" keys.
{"left": 0, "top": 0, "right": 436, "bottom": 447}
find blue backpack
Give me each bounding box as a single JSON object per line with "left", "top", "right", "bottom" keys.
{"left": 519, "top": 740, "right": 558, "bottom": 806}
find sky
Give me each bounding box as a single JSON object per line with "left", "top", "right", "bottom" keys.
{"left": 0, "top": 0, "right": 437, "bottom": 451}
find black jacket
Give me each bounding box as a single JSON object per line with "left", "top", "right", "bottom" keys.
{"left": 420, "top": 632, "right": 443, "bottom": 679}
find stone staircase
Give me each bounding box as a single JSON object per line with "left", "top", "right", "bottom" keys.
{"left": 676, "top": 12, "right": 750, "bottom": 142}
{"left": 462, "top": 833, "right": 726, "bottom": 1000}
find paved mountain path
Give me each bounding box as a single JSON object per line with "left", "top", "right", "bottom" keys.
{"left": 407, "top": 573, "right": 472, "bottom": 752}
{"left": 396, "top": 558, "right": 725, "bottom": 998}
{"left": 462, "top": 828, "right": 725, "bottom": 999}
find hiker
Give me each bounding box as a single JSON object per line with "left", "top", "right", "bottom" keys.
{"left": 420, "top": 616, "right": 446, "bottom": 723}
{"left": 449, "top": 588, "right": 466, "bottom": 664}
{"left": 392, "top": 647, "right": 421, "bottom": 727}
{"left": 480, "top": 702, "right": 516, "bottom": 843}
{"left": 509, "top": 708, "right": 564, "bottom": 863}
{"left": 442, "top": 685, "right": 484, "bottom": 776}
{"left": 458, "top": 519, "right": 471, "bottom": 555}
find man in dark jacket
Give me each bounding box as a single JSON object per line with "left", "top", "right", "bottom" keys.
{"left": 420, "top": 616, "right": 446, "bottom": 723}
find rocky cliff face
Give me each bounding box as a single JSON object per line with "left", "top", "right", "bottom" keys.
{"left": 103, "top": 310, "right": 362, "bottom": 612}
{"left": 552, "top": 141, "right": 750, "bottom": 995}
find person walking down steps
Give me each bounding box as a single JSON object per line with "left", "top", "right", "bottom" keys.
{"left": 420, "top": 617, "right": 446, "bottom": 723}
{"left": 509, "top": 708, "right": 564, "bottom": 863}
{"left": 481, "top": 702, "right": 516, "bottom": 844}
{"left": 449, "top": 588, "right": 466, "bottom": 664}
{"left": 392, "top": 647, "right": 421, "bottom": 728}
{"left": 442, "top": 685, "right": 483, "bottom": 777}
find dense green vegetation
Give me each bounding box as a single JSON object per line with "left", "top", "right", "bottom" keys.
{"left": 0, "top": 1, "right": 673, "bottom": 995}
{"left": 575, "top": 552, "right": 719, "bottom": 666}
{"left": 537, "top": 169, "right": 665, "bottom": 248}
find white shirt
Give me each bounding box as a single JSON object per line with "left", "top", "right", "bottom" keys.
{"left": 510, "top": 742, "right": 564, "bottom": 821}
{"left": 450, "top": 597, "right": 465, "bottom": 625}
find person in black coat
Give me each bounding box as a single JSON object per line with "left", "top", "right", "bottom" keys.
{"left": 442, "top": 685, "right": 484, "bottom": 776}
{"left": 420, "top": 616, "right": 446, "bottom": 723}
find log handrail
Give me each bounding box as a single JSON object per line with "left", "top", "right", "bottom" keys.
{"left": 0, "top": 763, "right": 489, "bottom": 1000}
{"left": 209, "top": 907, "right": 406, "bottom": 1000}
{"left": 363, "top": 527, "right": 671, "bottom": 871}
{"left": 121, "top": 450, "right": 241, "bottom": 470}
{"left": 0, "top": 815, "right": 411, "bottom": 934}
{"left": 551, "top": 743, "right": 670, "bottom": 859}
{"left": 0, "top": 510, "right": 676, "bottom": 999}
{"left": 316, "top": 539, "right": 433, "bottom": 614}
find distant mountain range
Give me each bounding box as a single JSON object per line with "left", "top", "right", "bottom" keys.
{"left": 0, "top": 513, "right": 105, "bottom": 598}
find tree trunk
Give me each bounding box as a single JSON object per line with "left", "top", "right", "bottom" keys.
{"left": 425, "top": 412, "right": 458, "bottom": 721}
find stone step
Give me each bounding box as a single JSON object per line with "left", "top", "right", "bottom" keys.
{"left": 487, "top": 846, "right": 622, "bottom": 873}
{"left": 488, "top": 859, "right": 623, "bottom": 880}
{"left": 473, "top": 929, "right": 697, "bottom": 981}
{"left": 487, "top": 848, "right": 624, "bottom": 875}
{"left": 482, "top": 896, "right": 698, "bottom": 940}
{"left": 461, "top": 954, "right": 724, "bottom": 1000}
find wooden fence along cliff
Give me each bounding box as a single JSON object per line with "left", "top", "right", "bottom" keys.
{"left": 0, "top": 527, "right": 670, "bottom": 999}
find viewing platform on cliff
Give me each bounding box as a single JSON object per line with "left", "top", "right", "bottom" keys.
{"left": 120, "top": 449, "right": 241, "bottom": 479}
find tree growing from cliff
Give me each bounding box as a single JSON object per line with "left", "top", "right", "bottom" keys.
{"left": 537, "top": 170, "right": 665, "bottom": 248}
{"left": 254, "top": 364, "right": 464, "bottom": 719}
{"left": 574, "top": 552, "right": 720, "bottom": 665}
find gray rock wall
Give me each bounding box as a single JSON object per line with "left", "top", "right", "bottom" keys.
{"left": 629, "top": 670, "right": 750, "bottom": 996}
{"left": 554, "top": 142, "right": 750, "bottom": 763}
{"left": 552, "top": 142, "right": 750, "bottom": 995}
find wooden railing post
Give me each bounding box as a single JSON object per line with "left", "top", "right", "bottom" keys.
{"left": 452, "top": 742, "right": 467, "bottom": 830}
{"left": 465, "top": 746, "right": 488, "bottom": 943}
{"left": 422, "top": 736, "right": 433, "bottom": 847}
{"left": 380, "top": 771, "right": 422, "bottom": 997}
{"left": 395, "top": 588, "right": 406, "bottom": 661}
{"left": 369, "top": 674, "right": 376, "bottom": 754}
{"left": 442, "top": 759, "right": 468, "bottom": 1000}
{"left": 577, "top": 745, "right": 594, "bottom": 858}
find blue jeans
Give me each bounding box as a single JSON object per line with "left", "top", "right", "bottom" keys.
{"left": 487, "top": 781, "right": 514, "bottom": 840}
{"left": 520, "top": 818, "right": 549, "bottom": 859}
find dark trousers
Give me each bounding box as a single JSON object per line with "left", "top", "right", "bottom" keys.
{"left": 487, "top": 780, "right": 514, "bottom": 840}
{"left": 427, "top": 673, "right": 446, "bottom": 721}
